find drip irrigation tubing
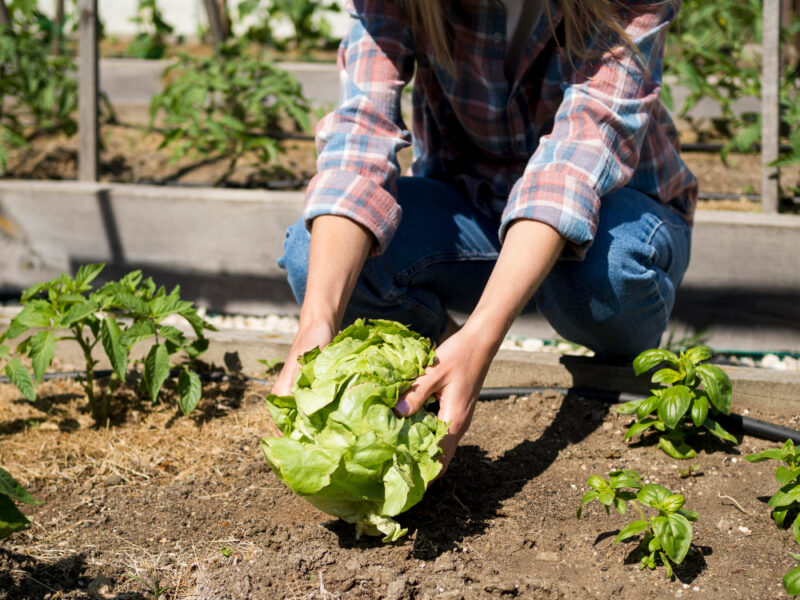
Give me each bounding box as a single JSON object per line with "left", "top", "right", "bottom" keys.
{"left": 479, "top": 387, "right": 800, "bottom": 445}
{"left": 3, "top": 370, "right": 798, "bottom": 445}
{"left": 681, "top": 142, "right": 794, "bottom": 153}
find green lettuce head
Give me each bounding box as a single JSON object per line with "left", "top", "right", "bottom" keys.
{"left": 262, "top": 319, "right": 447, "bottom": 542}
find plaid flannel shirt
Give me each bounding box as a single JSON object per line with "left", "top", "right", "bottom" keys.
{"left": 304, "top": 0, "right": 697, "bottom": 258}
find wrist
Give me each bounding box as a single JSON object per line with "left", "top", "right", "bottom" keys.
{"left": 459, "top": 312, "right": 507, "bottom": 357}
{"left": 296, "top": 313, "right": 338, "bottom": 338}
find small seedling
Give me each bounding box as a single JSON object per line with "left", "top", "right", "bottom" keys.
{"left": 784, "top": 553, "right": 800, "bottom": 596}
{"left": 617, "top": 346, "right": 736, "bottom": 459}
{"left": 0, "top": 467, "right": 44, "bottom": 540}
{"left": 747, "top": 438, "right": 800, "bottom": 595}
{"left": 577, "top": 469, "right": 699, "bottom": 577}
{"left": 220, "top": 546, "right": 233, "bottom": 557}
{"left": 746, "top": 440, "right": 800, "bottom": 540}
{"left": 127, "top": 573, "right": 169, "bottom": 600}
{"left": 258, "top": 357, "right": 284, "bottom": 376}
{"left": 679, "top": 464, "right": 701, "bottom": 479}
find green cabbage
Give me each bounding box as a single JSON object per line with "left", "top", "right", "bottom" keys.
{"left": 262, "top": 319, "right": 447, "bottom": 541}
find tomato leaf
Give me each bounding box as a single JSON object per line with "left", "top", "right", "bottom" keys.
{"left": 101, "top": 318, "right": 128, "bottom": 381}
{"left": 5, "top": 358, "right": 35, "bottom": 402}
{"left": 178, "top": 369, "right": 202, "bottom": 415}
{"left": 143, "top": 344, "right": 170, "bottom": 403}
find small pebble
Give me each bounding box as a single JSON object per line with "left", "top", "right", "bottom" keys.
{"left": 536, "top": 551, "right": 559, "bottom": 562}
{"left": 761, "top": 354, "right": 785, "bottom": 370}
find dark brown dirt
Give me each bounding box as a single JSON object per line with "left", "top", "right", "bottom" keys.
{"left": 2, "top": 111, "right": 318, "bottom": 190}
{"left": 1, "top": 374, "right": 798, "bottom": 600}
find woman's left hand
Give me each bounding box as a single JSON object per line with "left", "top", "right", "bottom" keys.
{"left": 393, "top": 324, "right": 495, "bottom": 472}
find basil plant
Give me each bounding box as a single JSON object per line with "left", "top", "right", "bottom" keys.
{"left": 262, "top": 319, "right": 447, "bottom": 542}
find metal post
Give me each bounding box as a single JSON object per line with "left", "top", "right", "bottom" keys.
{"left": 0, "top": 0, "right": 11, "bottom": 28}
{"left": 202, "top": 0, "right": 226, "bottom": 46}
{"left": 762, "top": 0, "right": 781, "bottom": 213}
{"left": 78, "top": 0, "right": 99, "bottom": 182}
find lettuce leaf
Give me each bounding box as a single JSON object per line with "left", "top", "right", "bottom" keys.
{"left": 262, "top": 319, "right": 446, "bottom": 541}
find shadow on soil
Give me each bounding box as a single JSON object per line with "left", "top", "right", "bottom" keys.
{"left": 328, "top": 393, "right": 610, "bottom": 559}
{"left": 627, "top": 430, "right": 742, "bottom": 458}
{"left": 2, "top": 375, "right": 255, "bottom": 433}
{"left": 620, "top": 540, "right": 711, "bottom": 584}
{"left": 0, "top": 548, "right": 147, "bottom": 600}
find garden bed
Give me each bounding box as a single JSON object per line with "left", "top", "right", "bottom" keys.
{"left": 2, "top": 105, "right": 798, "bottom": 206}
{"left": 1, "top": 374, "right": 798, "bottom": 599}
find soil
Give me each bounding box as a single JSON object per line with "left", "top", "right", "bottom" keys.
{"left": 1, "top": 373, "right": 798, "bottom": 600}
{"left": 2, "top": 106, "right": 318, "bottom": 190}
{"left": 98, "top": 40, "right": 339, "bottom": 63}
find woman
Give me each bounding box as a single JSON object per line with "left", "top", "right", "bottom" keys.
{"left": 273, "top": 0, "right": 696, "bottom": 470}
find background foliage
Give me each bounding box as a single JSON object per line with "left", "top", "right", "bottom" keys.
{"left": 148, "top": 41, "right": 311, "bottom": 182}
{"left": 663, "top": 0, "right": 800, "bottom": 184}
{"left": 0, "top": 0, "right": 78, "bottom": 173}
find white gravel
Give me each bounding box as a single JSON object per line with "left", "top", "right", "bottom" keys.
{"left": 199, "top": 309, "right": 800, "bottom": 370}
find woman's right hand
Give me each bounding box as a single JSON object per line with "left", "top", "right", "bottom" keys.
{"left": 272, "top": 215, "right": 374, "bottom": 397}
{"left": 271, "top": 320, "right": 337, "bottom": 397}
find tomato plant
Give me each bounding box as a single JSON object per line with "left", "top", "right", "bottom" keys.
{"left": 0, "top": 264, "right": 214, "bottom": 423}
{"left": 149, "top": 41, "right": 311, "bottom": 183}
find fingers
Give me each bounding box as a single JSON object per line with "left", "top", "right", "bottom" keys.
{"left": 435, "top": 386, "right": 477, "bottom": 474}
{"left": 270, "top": 322, "right": 334, "bottom": 396}
{"left": 271, "top": 359, "right": 299, "bottom": 396}
{"left": 394, "top": 367, "right": 441, "bottom": 417}
{"left": 438, "top": 433, "right": 460, "bottom": 474}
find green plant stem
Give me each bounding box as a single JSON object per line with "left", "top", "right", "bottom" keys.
{"left": 101, "top": 372, "right": 119, "bottom": 424}
{"left": 72, "top": 325, "right": 99, "bottom": 418}
{"left": 631, "top": 500, "right": 649, "bottom": 523}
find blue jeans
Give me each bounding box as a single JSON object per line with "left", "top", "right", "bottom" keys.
{"left": 278, "top": 177, "right": 692, "bottom": 359}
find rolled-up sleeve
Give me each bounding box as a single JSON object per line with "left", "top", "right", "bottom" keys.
{"left": 500, "top": 1, "right": 677, "bottom": 259}
{"left": 303, "top": 0, "right": 415, "bottom": 254}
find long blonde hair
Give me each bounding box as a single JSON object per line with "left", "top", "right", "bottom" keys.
{"left": 405, "top": 0, "right": 638, "bottom": 72}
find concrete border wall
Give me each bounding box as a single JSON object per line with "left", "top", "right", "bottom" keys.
{"left": 1, "top": 179, "right": 799, "bottom": 350}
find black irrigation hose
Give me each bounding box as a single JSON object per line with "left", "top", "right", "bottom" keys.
{"left": 0, "top": 369, "right": 272, "bottom": 386}
{"left": 681, "top": 142, "right": 795, "bottom": 153}
{"left": 3, "top": 371, "right": 798, "bottom": 444}
{"left": 479, "top": 387, "right": 800, "bottom": 445}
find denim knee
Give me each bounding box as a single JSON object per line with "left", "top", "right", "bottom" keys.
{"left": 277, "top": 218, "right": 311, "bottom": 305}
{"left": 537, "top": 243, "right": 668, "bottom": 358}
{"left": 535, "top": 190, "right": 691, "bottom": 359}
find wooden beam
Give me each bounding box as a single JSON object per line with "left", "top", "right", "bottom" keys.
{"left": 51, "top": 0, "right": 64, "bottom": 55}
{"left": 0, "top": 0, "right": 11, "bottom": 28}
{"left": 761, "top": 0, "right": 781, "bottom": 213}
{"left": 202, "top": 0, "right": 226, "bottom": 46}
{"left": 78, "top": 0, "right": 99, "bottom": 182}
{"left": 780, "top": 0, "right": 800, "bottom": 70}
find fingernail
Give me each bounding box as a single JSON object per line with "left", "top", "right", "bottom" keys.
{"left": 395, "top": 398, "right": 410, "bottom": 416}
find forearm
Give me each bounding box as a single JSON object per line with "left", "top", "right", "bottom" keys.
{"left": 299, "top": 215, "right": 374, "bottom": 331}
{"left": 462, "top": 219, "right": 566, "bottom": 353}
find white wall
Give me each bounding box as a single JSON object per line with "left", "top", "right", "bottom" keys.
{"left": 35, "top": 0, "right": 350, "bottom": 40}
